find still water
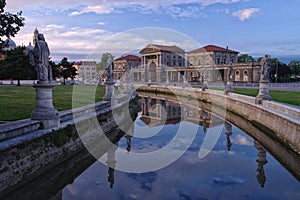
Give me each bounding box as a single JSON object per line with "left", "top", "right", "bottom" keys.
{"left": 61, "top": 96, "right": 300, "bottom": 200}
{"left": 4, "top": 95, "right": 300, "bottom": 200}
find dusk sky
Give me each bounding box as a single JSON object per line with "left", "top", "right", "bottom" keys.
{"left": 5, "top": 0, "right": 300, "bottom": 62}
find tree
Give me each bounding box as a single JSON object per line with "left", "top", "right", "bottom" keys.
{"left": 58, "top": 57, "right": 76, "bottom": 85}
{"left": 0, "top": 46, "right": 36, "bottom": 86}
{"left": 288, "top": 60, "right": 300, "bottom": 81}
{"left": 0, "top": 0, "right": 25, "bottom": 47}
{"left": 49, "top": 59, "right": 59, "bottom": 80}
{"left": 97, "top": 53, "right": 114, "bottom": 71}
{"left": 238, "top": 54, "right": 256, "bottom": 63}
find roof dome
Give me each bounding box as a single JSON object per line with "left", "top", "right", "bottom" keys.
{"left": 3, "top": 37, "right": 16, "bottom": 50}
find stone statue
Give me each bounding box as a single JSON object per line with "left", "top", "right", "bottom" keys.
{"left": 106, "top": 57, "right": 114, "bottom": 82}
{"left": 260, "top": 55, "right": 270, "bottom": 81}
{"left": 227, "top": 63, "right": 233, "bottom": 81}
{"left": 29, "top": 33, "right": 51, "bottom": 82}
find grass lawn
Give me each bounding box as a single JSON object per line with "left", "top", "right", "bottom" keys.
{"left": 0, "top": 85, "right": 106, "bottom": 121}
{"left": 234, "top": 88, "right": 300, "bottom": 106}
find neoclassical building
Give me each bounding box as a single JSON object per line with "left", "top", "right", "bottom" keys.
{"left": 113, "top": 54, "right": 141, "bottom": 80}
{"left": 135, "top": 44, "right": 185, "bottom": 82}
{"left": 187, "top": 45, "right": 239, "bottom": 66}
{"left": 131, "top": 44, "right": 261, "bottom": 83}
{"left": 184, "top": 45, "right": 260, "bottom": 83}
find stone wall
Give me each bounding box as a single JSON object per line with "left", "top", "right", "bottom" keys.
{"left": 0, "top": 98, "right": 139, "bottom": 195}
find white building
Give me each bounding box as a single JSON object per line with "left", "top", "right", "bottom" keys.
{"left": 74, "top": 61, "right": 98, "bottom": 84}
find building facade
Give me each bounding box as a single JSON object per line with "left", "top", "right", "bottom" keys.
{"left": 136, "top": 44, "right": 185, "bottom": 82}
{"left": 128, "top": 44, "right": 262, "bottom": 84}
{"left": 113, "top": 55, "right": 141, "bottom": 80}
{"left": 75, "top": 61, "right": 98, "bottom": 84}
{"left": 187, "top": 45, "right": 239, "bottom": 66}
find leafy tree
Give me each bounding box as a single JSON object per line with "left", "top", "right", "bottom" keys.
{"left": 0, "top": 0, "right": 25, "bottom": 47}
{"left": 288, "top": 60, "right": 300, "bottom": 78}
{"left": 58, "top": 57, "right": 76, "bottom": 85}
{"left": 49, "top": 59, "right": 59, "bottom": 80}
{"left": 0, "top": 46, "right": 36, "bottom": 86}
{"left": 97, "top": 53, "right": 114, "bottom": 71}
{"left": 238, "top": 54, "right": 256, "bottom": 63}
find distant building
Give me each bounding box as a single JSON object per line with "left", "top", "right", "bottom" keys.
{"left": 132, "top": 44, "right": 260, "bottom": 83}
{"left": 183, "top": 45, "right": 260, "bottom": 83}
{"left": 0, "top": 37, "right": 17, "bottom": 60}
{"left": 113, "top": 55, "right": 141, "bottom": 80}
{"left": 75, "top": 61, "right": 98, "bottom": 84}
{"left": 187, "top": 45, "right": 239, "bottom": 66}
{"left": 137, "top": 44, "right": 185, "bottom": 82}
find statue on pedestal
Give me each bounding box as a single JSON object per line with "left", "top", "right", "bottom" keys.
{"left": 256, "top": 55, "right": 272, "bottom": 103}
{"left": 106, "top": 57, "right": 114, "bottom": 82}
{"left": 260, "top": 55, "right": 271, "bottom": 82}
{"left": 28, "top": 29, "right": 52, "bottom": 83}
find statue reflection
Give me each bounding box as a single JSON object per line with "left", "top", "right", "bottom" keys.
{"left": 202, "top": 110, "right": 209, "bottom": 133}
{"left": 224, "top": 122, "right": 233, "bottom": 151}
{"left": 254, "top": 141, "right": 268, "bottom": 188}
{"left": 106, "top": 143, "right": 118, "bottom": 188}
{"left": 123, "top": 116, "right": 135, "bottom": 153}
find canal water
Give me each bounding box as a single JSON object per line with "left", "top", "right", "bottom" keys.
{"left": 4, "top": 95, "right": 300, "bottom": 200}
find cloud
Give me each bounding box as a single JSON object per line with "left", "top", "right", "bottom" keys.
{"left": 6, "top": 0, "right": 241, "bottom": 18}
{"left": 232, "top": 8, "right": 260, "bottom": 21}
{"left": 232, "top": 134, "right": 251, "bottom": 146}
{"left": 70, "top": 5, "right": 114, "bottom": 16}
{"left": 6, "top": 0, "right": 241, "bottom": 9}
{"left": 98, "top": 22, "right": 106, "bottom": 26}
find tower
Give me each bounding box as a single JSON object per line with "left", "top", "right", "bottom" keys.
{"left": 33, "top": 28, "right": 39, "bottom": 46}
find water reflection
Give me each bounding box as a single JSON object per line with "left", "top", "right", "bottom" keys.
{"left": 225, "top": 122, "right": 233, "bottom": 151}
{"left": 2, "top": 94, "right": 300, "bottom": 199}
{"left": 106, "top": 143, "right": 118, "bottom": 188}
{"left": 254, "top": 141, "right": 268, "bottom": 188}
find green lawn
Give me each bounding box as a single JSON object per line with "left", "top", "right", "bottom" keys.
{"left": 234, "top": 88, "right": 300, "bottom": 106}
{"left": 0, "top": 85, "right": 106, "bottom": 121}
{"left": 1, "top": 85, "right": 299, "bottom": 122}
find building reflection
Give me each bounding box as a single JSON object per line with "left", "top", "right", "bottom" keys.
{"left": 139, "top": 96, "right": 223, "bottom": 131}
{"left": 254, "top": 140, "right": 268, "bottom": 188}
{"left": 106, "top": 143, "right": 118, "bottom": 188}
{"left": 224, "top": 122, "right": 233, "bottom": 151}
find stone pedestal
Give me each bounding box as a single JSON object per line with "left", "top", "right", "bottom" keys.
{"left": 256, "top": 81, "right": 272, "bottom": 104}
{"left": 103, "top": 80, "right": 115, "bottom": 101}
{"left": 225, "top": 81, "right": 234, "bottom": 94}
{"left": 202, "top": 81, "right": 208, "bottom": 91}
{"left": 31, "top": 83, "right": 60, "bottom": 129}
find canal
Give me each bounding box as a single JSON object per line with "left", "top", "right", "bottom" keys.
{"left": 3, "top": 94, "right": 300, "bottom": 200}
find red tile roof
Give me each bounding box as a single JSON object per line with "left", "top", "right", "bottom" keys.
{"left": 73, "top": 61, "right": 97, "bottom": 65}
{"left": 114, "top": 54, "right": 141, "bottom": 61}
{"left": 188, "top": 45, "right": 239, "bottom": 54}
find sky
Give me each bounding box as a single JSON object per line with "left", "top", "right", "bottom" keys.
{"left": 4, "top": 0, "right": 300, "bottom": 62}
